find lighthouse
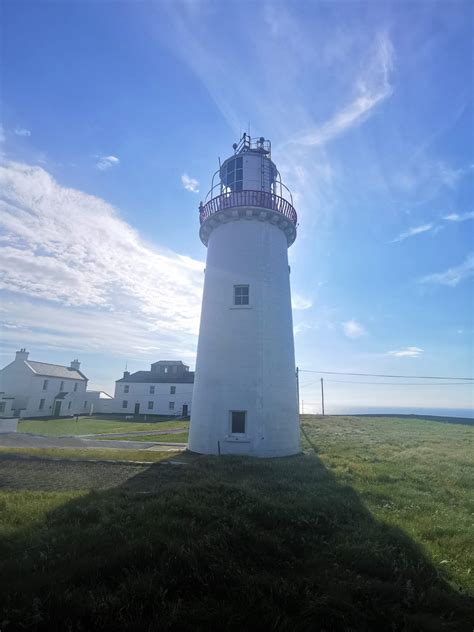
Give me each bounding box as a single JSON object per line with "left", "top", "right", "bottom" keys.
{"left": 188, "top": 134, "right": 300, "bottom": 457}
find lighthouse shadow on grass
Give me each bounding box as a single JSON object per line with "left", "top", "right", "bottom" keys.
{"left": 1, "top": 449, "right": 472, "bottom": 631}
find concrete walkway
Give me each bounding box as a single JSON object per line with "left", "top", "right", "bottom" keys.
{"left": 0, "top": 432, "right": 186, "bottom": 451}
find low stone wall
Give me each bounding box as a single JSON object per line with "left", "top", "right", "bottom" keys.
{"left": 0, "top": 418, "right": 18, "bottom": 434}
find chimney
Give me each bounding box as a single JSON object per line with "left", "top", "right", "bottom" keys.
{"left": 123, "top": 371, "right": 130, "bottom": 378}
{"left": 70, "top": 359, "right": 81, "bottom": 371}
{"left": 15, "top": 348, "right": 29, "bottom": 361}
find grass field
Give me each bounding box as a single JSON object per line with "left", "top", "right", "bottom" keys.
{"left": 1, "top": 415, "right": 473, "bottom": 631}
{"left": 18, "top": 416, "right": 189, "bottom": 436}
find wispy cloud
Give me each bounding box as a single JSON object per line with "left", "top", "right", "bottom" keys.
{"left": 443, "top": 211, "right": 474, "bottom": 222}
{"left": 342, "top": 320, "right": 366, "bottom": 339}
{"left": 420, "top": 254, "right": 474, "bottom": 287}
{"left": 387, "top": 346, "right": 423, "bottom": 357}
{"left": 392, "top": 211, "right": 474, "bottom": 243}
{"left": 289, "top": 33, "right": 393, "bottom": 149}
{"left": 0, "top": 161, "right": 204, "bottom": 360}
{"left": 13, "top": 127, "right": 31, "bottom": 137}
{"left": 96, "top": 155, "right": 120, "bottom": 171}
{"left": 391, "top": 223, "right": 433, "bottom": 243}
{"left": 181, "top": 173, "right": 199, "bottom": 193}
{"left": 292, "top": 294, "right": 312, "bottom": 310}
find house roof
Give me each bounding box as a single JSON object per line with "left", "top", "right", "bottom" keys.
{"left": 25, "top": 361, "right": 87, "bottom": 380}
{"left": 151, "top": 360, "right": 188, "bottom": 367}
{"left": 86, "top": 391, "right": 113, "bottom": 399}
{"left": 116, "top": 370, "right": 195, "bottom": 384}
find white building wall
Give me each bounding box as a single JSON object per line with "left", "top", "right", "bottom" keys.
{"left": 0, "top": 397, "right": 15, "bottom": 417}
{"left": 0, "top": 360, "right": 33, "bottom": 412}
{"left": 189, "top": 218, "right": 300, "bottom": 457}
{"left": 21, "top": 376, "right": 87, "bottom": 418}
{"left": 113, "top": 381, "right": 193, "bottom": 416}
{"left": 0, "top": 418, "right": 18, "bottom": 433}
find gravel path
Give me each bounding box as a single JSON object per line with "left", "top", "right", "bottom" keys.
{"left": 0, "top": 432, "right": 186, "bottom": 450}
{"left": 0, "top": 453, "right": 152, "bottom": 490}
{"left": 77, "top": 428, "right": 187, "bottom": 438}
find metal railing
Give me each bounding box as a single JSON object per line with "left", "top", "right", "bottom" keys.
{"left": 199, "top": 190, "right": 297, "bottom": 226}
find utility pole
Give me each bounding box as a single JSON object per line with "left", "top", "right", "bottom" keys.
{"left": 321, "top": 377, "right": 325, "bottom": 417}
{"left": 296, "top": 367, "right": 300, "bottom": 419}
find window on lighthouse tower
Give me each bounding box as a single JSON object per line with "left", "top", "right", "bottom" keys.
{"left": 231, "top": 411, "right": 246, "bottom": 434}
{"left": 234, "top": 285, "right": 249, "bottom": 305}
{"left": 224, "top": 157, "right": 243, "bottom": 192}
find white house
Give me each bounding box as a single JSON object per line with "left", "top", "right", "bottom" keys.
{"left": 0, "top": 349, "right": 88, "bottom": 418}
{"left": 84, "top": 390, "right": 114, "bottom": 415}
{"left": 113, "top": 360, "right": 194, "bottom": 417}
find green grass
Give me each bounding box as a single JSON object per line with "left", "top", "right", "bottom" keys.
{"left": 18, "top": 416, "right": 189, "bottom": 436}
{"left": 1, "top": 415, "right": 472, "bottom": 631}
{"left": 95, "top": 432, "right": 189, "bottom": 443}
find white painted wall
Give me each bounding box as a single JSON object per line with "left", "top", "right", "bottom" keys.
{"left": 20, "top": 376, "right": 87, "bottom": 418}
{"left": 0, "top": 356, "right": 88, "bottom": 418}
{"left": 0, "top": 418, "right": 18, "bottom": 433}
{"left": 111, "top": 381, "right": 193, "bottom": 416}
{"left": 189, "top": 217, "right": 300, "bottom": 457}
{"left": 85, "top": 391, "right": 113, "bottom": 415}
{"left": 0, "top": 359, "right": 33, "bottom": 412}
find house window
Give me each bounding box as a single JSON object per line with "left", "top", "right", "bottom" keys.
{"left": 68, "top": 401, "right": 72, "bottom": 410}
{"left": 74, "top": 383, "right": 78, "bottom": 392}
{"left": 84, "top": 401, "right": 88, "bottom": 408}
{"left": 60, "top": 381, "right": 64, "bottom": 391}
{"left": 124, "top": 385, "right": 129, "bottom": 393}
{"left": 230, "top": 411, "right": 246, "bottom": 434}
{"left": 149, "top": 386, "right": 155, "bottom": 394}
{"left": 164, "top": 367, "right": 169, "bottom": 373}
{"left": 43, "top": 380, "right": 48, "bottom": 391}
{"left": 0, "top": 402, "right": 6, "bottom": 413}
{"left": 170, "top": 386, "right": 176, "bottom": 395}
{"left": 39, "top": 398, "right": 45, "bottom": 410}
{"left": 172, "top": 365, "right": 177, "bottom": 373}
{"left": 169, "top": 401, "right": 175, "bottom": 410}
{"left": 234, "top": 285, "right": 249, "bottom": 306}
{"left": 148, "top": 401, "right": 154, "bottom": 410}
{"left": 122, "top": 400, "right": 128, "bottom": 409}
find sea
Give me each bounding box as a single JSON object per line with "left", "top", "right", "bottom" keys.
{"left": 323, "top": 406, "right": 474, "bottom": 420}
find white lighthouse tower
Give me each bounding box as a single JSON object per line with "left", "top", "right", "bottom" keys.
{"left": 189, "top": 134, "right": 300, "bottom": 457}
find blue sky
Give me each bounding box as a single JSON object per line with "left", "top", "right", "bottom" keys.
{"left": 1, "top": 0, "right": 473, "bottom": 412}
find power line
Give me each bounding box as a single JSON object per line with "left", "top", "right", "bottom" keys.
{"left": 309, "top": 379, "right": 473, "bottom": 387}
{"left": 299, "top": 369, "right": 474, "bottom": 381}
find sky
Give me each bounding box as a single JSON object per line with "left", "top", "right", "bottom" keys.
{"left": 1, "top": 0, "right": 473, "bottom": 413}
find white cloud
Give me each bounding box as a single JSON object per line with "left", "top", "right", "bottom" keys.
{"left": 419, "top": 254, "right": 474, "bottom": 287}
{"left": 292, "top": 294, "right": 312, "bottom": 310}
{"left": 342, "top": 320, "right": 366, "bottom": 339}
{"left": 13, "top": 127, "right": 31, "bottom": 137}
{"left": 387, "top": 347, "right": 423, "bottom": 358}
{"left": 181, "top": 173, "right": 199, "bottom": 193}
{"left": 289, "top": 33, "right": 393, "bottom": 149}
{"left": 0, "top": 161, "right": 204, "bottom": 360}
{"left": 96, "top": 155, "right": 120, "bottom": 171}
{"left": 391, "top": 223, "right": 433, "bottom": 243}
{"left": 443, "top": 211, "right": 474, "bottom": 222}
